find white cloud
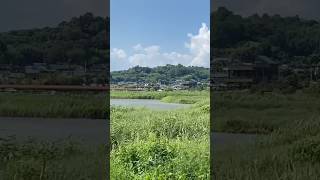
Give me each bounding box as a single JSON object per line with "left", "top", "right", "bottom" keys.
{"left": 186, "top": 23, "right": 210, "bottom": 67}
{"left": 133, "top": 44, "right": 143, "bottom": 51}
{"left": 111, "top": 23, "right": 210, "bottom": 70}
{"left": 111, "top": 48, "right": 127, "bottom": 59}
{"left": 128, "top": 45, "right": 191, "bottom": 67}
{"left": 111, "top": 48, "right": 131, "bottom": 71}
{"left": 144, "top": 45, "right": 160, "bottom": 54}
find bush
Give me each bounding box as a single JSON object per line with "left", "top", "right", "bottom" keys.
{"left": 111, "top": 136, "right": 209, "bottom": 179}
{"left": 291, "top": 136, "right": 320, "bottom": 163}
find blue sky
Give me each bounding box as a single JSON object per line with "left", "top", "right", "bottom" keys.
{"left": 111, "top": 0, "right": 210, "bottom": 71}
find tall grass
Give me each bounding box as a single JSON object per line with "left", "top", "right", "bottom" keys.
{"left": 0, "top": 137, "right": 106, "bottom": 180}
{"left": 111, "top": 95, "right": 210, "bottom": 179}
{"left": 111, "top": 135, "right": 209, "bottom": 179}
{"left": 213, "top": 91, "right": 320, "bottom": 179}
{"left": 212, "top": 91, "right": 320, "bottom": 134}
{"left": 0, "top": 91, "right": 108, "bottom": 179}
{"left": 214, "top": 117, "right": 320, "bottom": 179}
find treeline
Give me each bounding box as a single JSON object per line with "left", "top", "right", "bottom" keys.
{"left": 212, "top": 7, "right": 320, "bottom": 66}
{"left": 0, "top": 13, "right": 109, "bottom": 66}
{"left": 111, "top": 64, "right": 209, "bottom": 84}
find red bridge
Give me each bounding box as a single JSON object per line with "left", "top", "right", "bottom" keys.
{"left": 0, "top": 85, "right": 109, "bottom": 92}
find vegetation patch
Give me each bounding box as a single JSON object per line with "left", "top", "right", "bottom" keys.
{"left": 213, "top": 91, "right": 320, "bottom": 179}
{"left": 0, "top": 137, "right": 106, "bottom": 180}
{"left": 111, "top": 91, "right": 210, "bottom": 179}
{"left": 111, "top": 136, "right": 209, "bottom": 180}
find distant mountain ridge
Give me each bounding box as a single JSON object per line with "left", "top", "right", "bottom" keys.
{"left": 111, "top": 64, "right": 209, "bottom": 84}
{"left": 212, "top": 7, "right": 320, "bottom": 66}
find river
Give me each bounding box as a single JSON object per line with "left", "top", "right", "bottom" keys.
{"left": 0, "top": 99, "right": 257, "bottom": 146}
{"left": 111, "top": 98, "right": 191, "bottom": 110}
{"left": 111, "top": 99, "right": 258, "bottom": 146}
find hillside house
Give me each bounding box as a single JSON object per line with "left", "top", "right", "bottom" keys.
{"left": 212, "top": 56, "right": 279, "bottom": 89}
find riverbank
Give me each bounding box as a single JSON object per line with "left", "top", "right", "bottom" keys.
{"left": 3, "top": 90, "right": 319, "bottom": 178}
{"left": 213, "top": 91, "right": 320, "bottom": 133}
{"left": 0, "top": 90, "right": 209, "bottom": 179}
{"left": 0, "top": 90, "right": 207, "bottom": 118}
{"left": 0, "top": 92, "right": 107, "bottom": 119}
{"left": 111, "top": 90, "right": 209, "bottom": 104}
{"left": 0, "top": 117, "right": 107, "bottom": 179}
{"left": 110, "top": 91, "right": 210, "bottom": 179}
{"left": 108, "top": 90, "right": 318, "bottom": 178}
{"left": 212, "top": 91, "right": 320, "bottom": 179}
{"left": 0, "top": 92, "right": 108, "bottom": 179}
{"left": 0, "top": 136, "right": 107, "bottom": 179}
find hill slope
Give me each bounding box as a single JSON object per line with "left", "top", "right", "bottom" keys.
{"left": 212, "top": 7, "right": 320, "bottom": 66}
{"left": 0, "top": 13, "right": 109, "bottom": 66}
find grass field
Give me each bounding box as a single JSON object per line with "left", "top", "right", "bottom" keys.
{"left": 110, "top": 90, "right": 210, "bottom": 179}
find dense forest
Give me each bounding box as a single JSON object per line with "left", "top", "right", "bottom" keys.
{"left": 111, "top": 64, "right": 209, "bottom": 84}
{"left": 212, "top": 7, "right": 320, "bottom": 67}
{"left": 0, "top": 13, "right": 109, "bottom": 66}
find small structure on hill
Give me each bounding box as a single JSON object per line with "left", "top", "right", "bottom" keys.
{"left": 212, "top": 56, "right": 279, "bottom": 89}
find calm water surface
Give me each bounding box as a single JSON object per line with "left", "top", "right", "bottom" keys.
{"left": 111, "top": 99, "right": 191, "bottom": 110}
